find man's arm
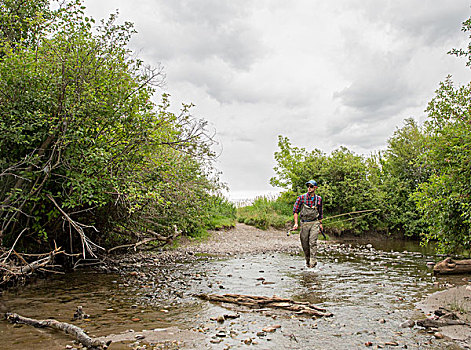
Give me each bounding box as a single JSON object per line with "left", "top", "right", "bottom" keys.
{"left": 293, "top": 212, "right": 299, "bottom": 230}
{"left": 318, "top": 197, "right": 323, "bottom": 231}
{"left": 293, "top": 196, "right": 301, "bottom": 229}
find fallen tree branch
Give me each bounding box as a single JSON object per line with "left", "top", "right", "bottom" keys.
{"left": 5, "top": 312, "right": 111, "bottom": 350}
{"left": 1, "top": 228, "right": 28, "bottom": 263}
{"left": 107, "top": 225, "right": 181, "bottom": 253}
{"left": 47, "top": 194, "right": 104, "bottom": 258}
{"left": 0, "top": 248, "right": 64, "bottom": 286}
{"left": 417, "top": 317, "right": 469, "bottom": 328}
{"left": 107, "top": 237, "right": 160, "bottom": 253}
{"left": 197, "top": 293, "right": 333, "bottom": 317}
{"left": 433, "top": 257, "right": 471, "bottom": 275}
{"left": 14, "top": 247, "right": 63, "bottom": 275}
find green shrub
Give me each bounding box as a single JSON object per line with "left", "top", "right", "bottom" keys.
{"left": 237, "top": 195, "right": 292, "bottom": 230}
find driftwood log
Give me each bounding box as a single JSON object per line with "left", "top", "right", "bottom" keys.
{"left": 0, "top": 248, "right": 64, "bottom": 286}
{"left": 5, "top": 312, "right": 110, "bottom": 350}
{"left": 197, "top": 293, "right": 333, "bottom": 317}
{"left": 417, "top": 308, "right": 470, "bottom": 328}
{"left": 433, "top": 257, "right": 471, "bottom": 275}
{"left": 417, "top": 317, "right": 469, "bottom": 328}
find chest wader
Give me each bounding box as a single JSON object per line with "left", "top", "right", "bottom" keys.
{"left": 299, "top": 200, "right": 320, "bottom": 268}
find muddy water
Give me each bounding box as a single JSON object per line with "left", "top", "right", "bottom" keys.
{"left": 0, "top": 240, "right": 468, "bottom": 350}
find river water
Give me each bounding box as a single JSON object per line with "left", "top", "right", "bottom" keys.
{"left": 0, "top": 239, "right": 468, "bottom": 349}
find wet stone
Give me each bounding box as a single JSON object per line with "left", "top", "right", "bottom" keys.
{"left": 434, "top": 332, "right": 444, "bottom": 339}
{"left": 400, "top": 320, "right": 415, "bottom": 328}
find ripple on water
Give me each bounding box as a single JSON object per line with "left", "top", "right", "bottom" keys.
{"left": 0, "top": 241, "right": 466, "bottom": 349}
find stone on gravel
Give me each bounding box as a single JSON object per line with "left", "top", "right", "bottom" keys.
{"left": 400, "top": 320, "right": 415, "bottom": 328}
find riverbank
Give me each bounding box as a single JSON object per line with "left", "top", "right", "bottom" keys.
{"left": 2, "top": 223, "right": 470, "bottom": 349}
{"left": 418, "top": 285, "right": 471, "bottom": 347}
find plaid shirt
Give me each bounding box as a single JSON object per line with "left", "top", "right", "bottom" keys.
{"left": 293, "top": 193, "right": 323, "bottom": 219}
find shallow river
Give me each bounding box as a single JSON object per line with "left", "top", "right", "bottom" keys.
{"left": 0, "top": 239, "right": 469, "bottom": 349}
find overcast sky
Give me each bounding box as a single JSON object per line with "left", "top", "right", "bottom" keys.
{"left": 86, "top": 0, "right": 471, "bottom": 200}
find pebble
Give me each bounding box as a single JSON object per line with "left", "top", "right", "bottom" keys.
{"left": 262, "top": 325, "right": 281, "bottom": 333}
{"left": 400, "top": 320, "right": 415, "bottom": 328}
{"left": 384, "top": 341, "right": 398, "bottom": 346}
{"left": 434, "top": 332, "right": 444, "bottom": 339}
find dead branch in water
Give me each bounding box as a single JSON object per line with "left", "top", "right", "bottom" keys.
{"left": 107, "top": 237, "right": 161, "bottom": 253}
{"left": 5, "top": 312, "right": 111, "bottom": 350}
{"left": 0, "top": 247, "right": 63, "bottom": 286}
{"left": 197, "top": 293, "right": 333, "bottom": 317}
{"left": 433, "top": 257, "right": 471, "bottom": 275}
{"left": 107, "top": 225, "right": 181, "bottom": 253}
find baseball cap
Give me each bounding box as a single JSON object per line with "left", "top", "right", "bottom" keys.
{"left": 305, "top": 180, "right": 318, "bottom": 186}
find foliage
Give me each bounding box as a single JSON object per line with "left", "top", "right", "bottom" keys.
{"left": 270, "top": 138, "right": 383, "bottom": 234}
{"left": 204, "top": 195, "right": 237, "bottom": 230}
{"left": 0, "top": 0, "right": 220, "bottom": 257}
{"left": 412, "top": 77, "right": 471, "bottom": 254}
{"left": 237, "top": 195, "right": 292, "bottom": 230}
{"left": 380, "top": 118, "right": 430, "bottom": 237}
{"left": 264, "top": 16, "right": 471, "bottom": 252}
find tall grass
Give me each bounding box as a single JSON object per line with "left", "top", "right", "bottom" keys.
{"left": 204, "top": 195, "right": 237, "bottom": 230}
{"left": 237, "top": 193, "right": 293, "bottom": 230}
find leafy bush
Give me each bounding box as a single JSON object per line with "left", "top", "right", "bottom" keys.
{"left": 0, "top": 1, "right": 221, "bottom": 256}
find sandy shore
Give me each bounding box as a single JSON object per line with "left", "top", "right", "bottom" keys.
{"left": 418, "top": 284, "right": 471, "bottom": 347}
{"left": 177, "top": 222, "right": 301, "bottom": 255}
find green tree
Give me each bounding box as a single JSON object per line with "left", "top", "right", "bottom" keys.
{"left": 380, "top": 118, "right": 429, "bottom": 237}
{"left": 0, "top": 0, "right": 219, "bottom": 257}
{"left": 271, "top": 137, "right": 383, "bottom": 234}
{"left": 413, "top": 77, "right": 471, "bottom": 253}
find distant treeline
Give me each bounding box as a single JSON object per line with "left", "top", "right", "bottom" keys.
{"left": 0, "top": 0, "right": 235, "bottom": 260}
{"left": 239, "top": 18, "right": 471, "bottom": 255}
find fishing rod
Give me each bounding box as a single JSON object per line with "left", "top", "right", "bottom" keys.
{"left": 286, "top": 209, "right": 379, "bottom": 238}
{"left": 323, "top": 208, "right": 380, "bottom": 221}
{"left": 323, "top": 209, "right": 380, "bottom": 226}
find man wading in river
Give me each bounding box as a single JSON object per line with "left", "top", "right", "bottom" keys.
{"left": 292, "top": 180, "right": 323, "bottom": 268}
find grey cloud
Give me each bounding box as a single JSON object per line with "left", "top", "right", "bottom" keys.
{"left": 333, "top": 49, "right": 418, "bottom": 119}
{"left": 347, "top": 0, "right": 469, "bottom": 45}
{"left": 136, "top": 0, "right": 265, "bottom": 71}
{"left": 333, "top": 76, "right": 417, "bottom": 117}
{"left": 324, "top": 118, "right": 402, "bottom": 151}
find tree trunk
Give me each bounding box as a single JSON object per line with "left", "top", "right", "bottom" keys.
{"left": 433, "top": 257, "right": 471, "bottom": 275}
{"left": 5, "top": 312, "right": 110, "bottom": 350}
{"left": 197, "top": 293, "right": 333, "bottom": 317}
